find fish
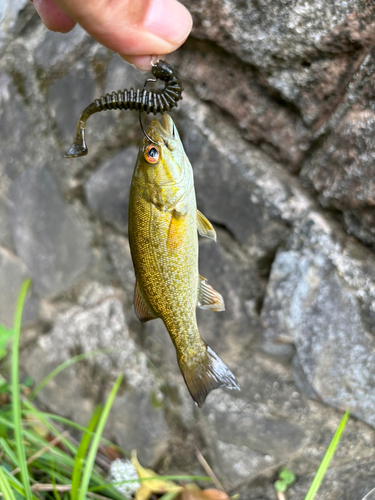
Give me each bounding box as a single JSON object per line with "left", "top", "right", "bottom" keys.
{"left": 128, "top": 114, "right": 240, "bottom": 406}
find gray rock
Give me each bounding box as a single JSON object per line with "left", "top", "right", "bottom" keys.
{"left": 261, "top": 216, "right": 375, "bottom": 427}
{"left": 170, "top": 41, "right": 312, "bottom": 169}
{"left": 23, "top": 282, "right": 169, "bottom": 464}
{"left": 10, "top": 164, "right": 91, "bottom": 296}
{"left": 48, "top": 61, "right": 96, "bottom": 147}
{"left": 344, "top": 208, "right": 375, "bottom": 248}
{"left": 300, "top": 48, "right": 375, "bottom": 246}
{"left": 200, "top": 350, "right": 375, "bottom": 491}
{"left": 180, "top": 119, "right": 274, "bottom": 245}
{"left": 302, "top": 109, "right": 375, "bottom": 210}
{"left": 0, "top": 199, "right": 14, "bottom": 250}
{"left": 184, "top": 0, "right": 375, "bottom": 125}
{"left": 33, "top": 25, "right": 88, "bottom": 70}
{"left": 85, "top": 146, "right": 137, "bottom": 233}
{"left": 104, "top": 231, "right": 135, "bottom": 303}
{"left": 0, "top": 72, "right": 33, "bottom": 191}
{"left": 0, "top": 246, "right": 38, "bottom": 328}
{"left": 237, "top": 457, "right": 375, "bottom": 499}
{"left": 0, "top": 0, "right": 34, "bottom": 51}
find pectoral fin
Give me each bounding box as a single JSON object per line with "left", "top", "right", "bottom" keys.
{"left": 134, "top": 280, "right": 157, "bottom": 322}
{"left": 197, "top": 210, "right": 216, "bottom": 241}
{"left": 197, "top": 275, "right": 225, "bottom": 311}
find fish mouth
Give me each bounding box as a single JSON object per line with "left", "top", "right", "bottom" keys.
{"left": 146, "top": 114, "right": 175, "bottom": 145}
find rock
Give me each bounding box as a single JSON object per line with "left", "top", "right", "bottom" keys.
{"left": 237, "top": 456, "right": 375, "bottom": 499}
{"left": 196, "top": 231, "right": 264, "bottom": 360}
{"left": 48, "top": 61, "right": 96, "bottom": 147}
{"left": 302, "top": 109, "right": 375, "bottom": 210}
{"left": 2, "top": 4, "right": 375, "bottom": 496}
{"left": 261, "top": 215, "right": 375, "bottom": 427}
{"left": 180, "top": 117, "right": 275, "bottom": 245}
{"left": 85, "top": 146, "right": 137, "bottom": 233}
{"left": 33, "top": 25, "right": 88, "bottom": 70}
{"left": 184, "top": 0, "right": 375, "bottom": 126}
{"left": 300, "top": 48, "right": 375, "bottom": 246}
{"left": 0, "top": 72, "right": 33, "bottom": 192}
{"left": 104, "top": 231, "right": 135, "bottom": 303}
{"left": 0, "top": 246, "right": 38, "bottom": 328}
{"left": 23, "top": 282, "right": 169, "bottom": 464}
{"left": 200, "top": 351, "right": 375, "bottom": 491}
{"left": 344, "top": 208, "right": 375, "bottom": 248}
{"left": 0, "top": 199, "right": 14, "bottom": 250}
{"left": 170, "top": 41, "right": 311, "bottom": 169}
{"left": 0, "top": 1, "right": 35, "bottom": 51}
{"left": 9, "top": 164, "right": 91, "bottom": 296}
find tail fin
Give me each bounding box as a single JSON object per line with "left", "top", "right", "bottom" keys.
{"left": 178, "top": 343, "right": 240, "bottom": 407}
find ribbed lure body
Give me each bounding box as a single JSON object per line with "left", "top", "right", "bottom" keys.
{"left": 65, "top": 61, "right": 183, "bottom": 158}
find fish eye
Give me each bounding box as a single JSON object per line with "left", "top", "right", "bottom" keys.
{"left": 144, "top": 144, "right": 160, "bottom": 164}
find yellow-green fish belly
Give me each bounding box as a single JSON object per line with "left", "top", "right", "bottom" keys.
{"left": 129, "top": 190, "right": 200, "bottom": 351}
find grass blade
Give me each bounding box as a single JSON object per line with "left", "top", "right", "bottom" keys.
{"left": 0, "top": 437, "right": 18, "bottom": 467}
{"left": 0, "top": 466, "right": 17, "bottom": 500}
{"left": 71, "top": 405, "right": 102, "bottom": 500}
{"left": 304, "top": 410, "right": 349, "bottom": 500}
{"left": 29, "top": 349, "right": 114, "bottom": 400}
{"left": 78, "top": 373, "right": 123, "bottom": 500}
{"left": 11, "top": 279, "right": 32, "bottom": 500}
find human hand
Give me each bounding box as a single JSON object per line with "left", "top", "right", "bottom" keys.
{"left": 30, "top": 0, "right": 192, "bottom": 70}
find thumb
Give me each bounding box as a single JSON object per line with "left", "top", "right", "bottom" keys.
{"left": 32, "top": 0, "right": 192, "bottom": 69}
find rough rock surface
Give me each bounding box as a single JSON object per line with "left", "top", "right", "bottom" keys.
{"left": 85, "top": 146, "right": 137, "bottom": 233}
{"left": 23, "top": 282, "right": 169, "bottom": 464}
{"left": 1, "top": 2, "right": 375, "bottom": 498}
{"left": 10, "top": 164, "right": 91, "bottom": 296}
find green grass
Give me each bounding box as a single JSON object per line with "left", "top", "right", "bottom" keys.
{"left": 304, "top": 410, "right": 349, "bottom": 500}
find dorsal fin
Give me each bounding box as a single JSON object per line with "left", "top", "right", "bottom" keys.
{"left": 197, "top": 210, "right": 216, "bottom": 241}
{"left": 197, "top": 275, "right": 225, "bottom": 311}
{"left": 134, "top": 280, "right": 158, "bottom": 322}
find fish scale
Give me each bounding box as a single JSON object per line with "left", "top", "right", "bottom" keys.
{"left": 128, "top": 114, "right": 240, "bottom": 406}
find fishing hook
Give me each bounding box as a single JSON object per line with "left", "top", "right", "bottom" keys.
{"left": 139, "top": 55, "right": 160, "bottom": 145}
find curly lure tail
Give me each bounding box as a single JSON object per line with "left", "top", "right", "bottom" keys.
{"left": 178, "top": 342, "right": 240, "bottom": 407}
{"left": 65, "top": 60, "right": 183, "bottom": 158}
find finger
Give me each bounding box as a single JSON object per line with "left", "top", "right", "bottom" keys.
{"left": 31, "top": 0, "right": 76, "bottom": 33}
{"left": 52, "top": 0, "right": 192, "bottom": 68}
{"left": 121, "top": 55, "right": 165, "bottom": 71}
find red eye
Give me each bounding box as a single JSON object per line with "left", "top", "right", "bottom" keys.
{"left": 144, "top": 144, "right": 160, "bottom": 164}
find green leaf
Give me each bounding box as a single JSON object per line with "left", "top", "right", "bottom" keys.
{"left": 11, "top": 279, "right": 33, "bottom": 500}
{"left": 78, "top": 373, "right": 123, "bottom": 500}
{"left": 274, "top": 480, "right": 287, "bottom": 493}
{"left": 304, "top": 410, "right": 349, "bottom": 500}
{"left": 279, "top": 468, "right": 296, "bottom": 485}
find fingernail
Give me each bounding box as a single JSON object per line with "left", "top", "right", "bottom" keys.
{"left": 144, "top": 0, "right": 192, "bottom": 45}
{"left": 121, "top": 55, "right": 155, "bottom": 71}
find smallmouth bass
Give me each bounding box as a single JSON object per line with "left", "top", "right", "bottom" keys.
{"left": 128, "top": 114, "right": 240, "bottom": 406}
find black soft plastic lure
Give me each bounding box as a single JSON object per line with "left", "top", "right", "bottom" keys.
{"left": 65, "top": 60, "right": 183, "bottom": 158}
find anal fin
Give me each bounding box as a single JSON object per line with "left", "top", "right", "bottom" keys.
{"left": 198, "top": 274, "right": 225, "bottom": 311}
{"left": 197, "top": 210, "right": 216, "bottom": 241}
{"left": 134, "top": 280, "right": 157, "bottom": 322}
